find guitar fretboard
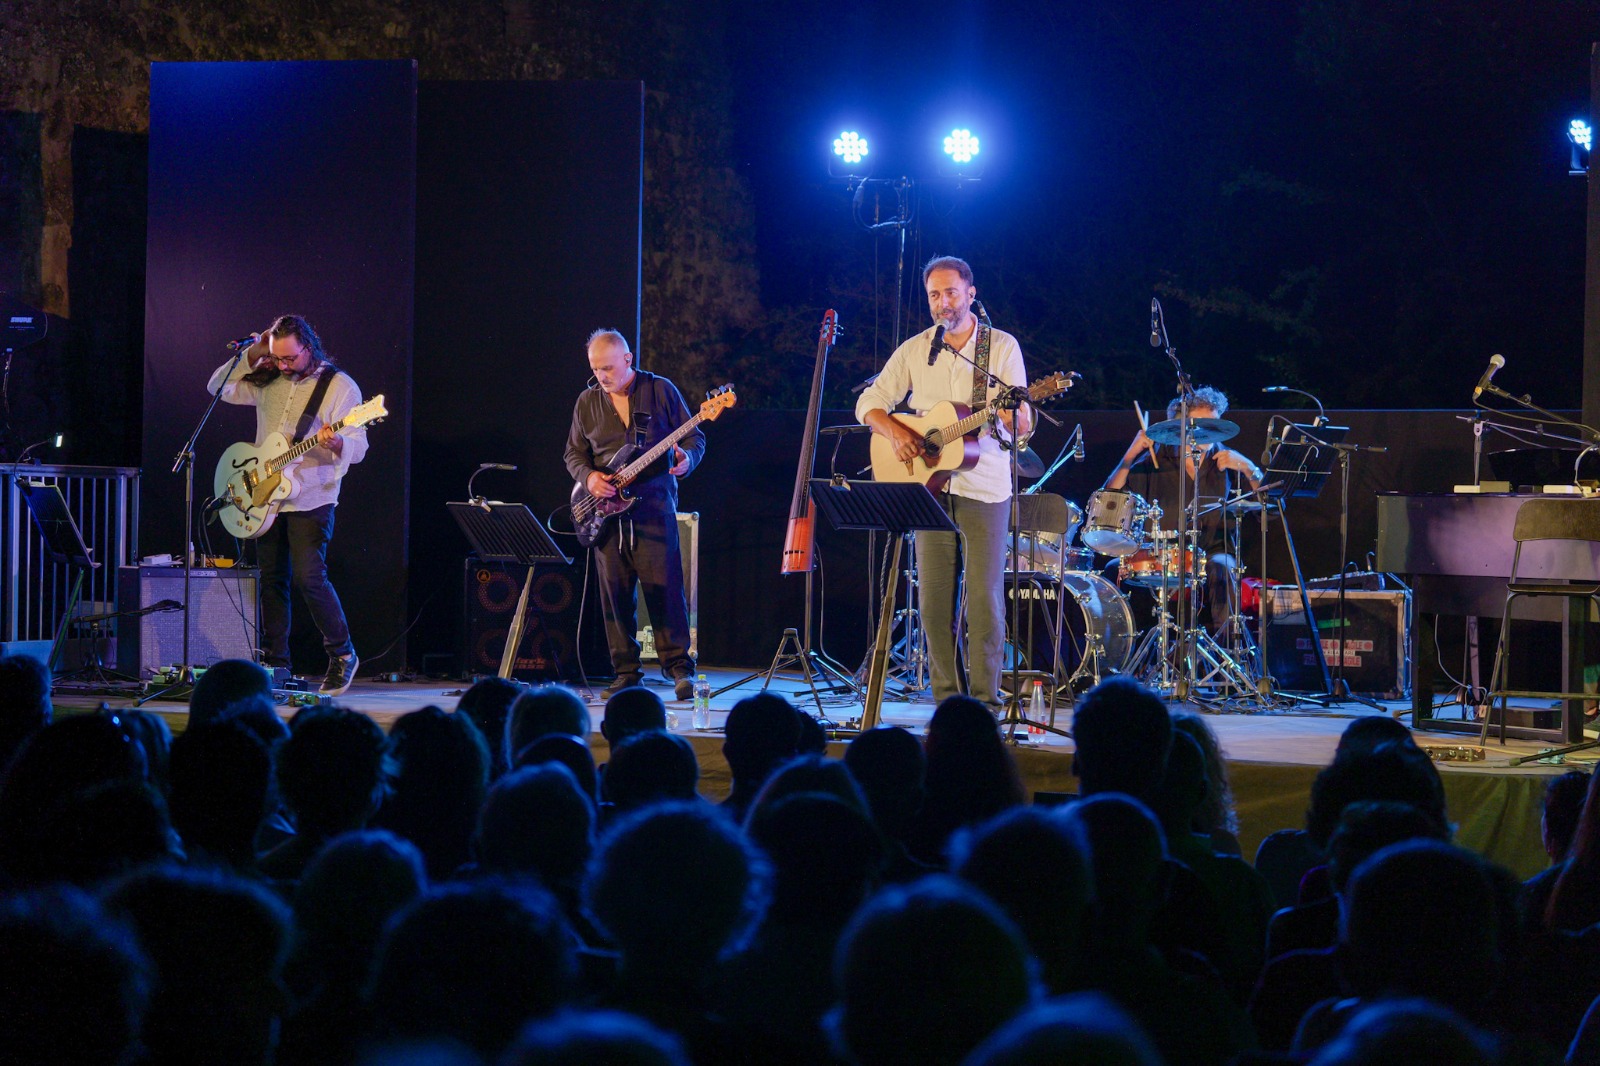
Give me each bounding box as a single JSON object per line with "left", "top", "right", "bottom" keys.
{"left": 611, "top": 412, "right": 710, "bottom": 488}
{"left": 268, "top": 413, "right": 357, "bottom": 474}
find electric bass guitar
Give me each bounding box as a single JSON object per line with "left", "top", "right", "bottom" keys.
{"left": 212, "top": 395, "right": 389, "bottom": 539}
{"left": 868, "top": 372, "right": 1075, "bottom": 490}
{"left": 570, "top": 385, "right": 736, "bottom": 548}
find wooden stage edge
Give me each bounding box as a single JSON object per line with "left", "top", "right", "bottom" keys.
{"left": 53, "top": 666, "right": 1590, "bottom": 881}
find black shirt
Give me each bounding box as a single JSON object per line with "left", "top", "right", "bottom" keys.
{"left": 564, "top": 369, "right": 706, "bottom": 510}
{"left": 1128, "top": 443, "right": 1235, "bottom": 552}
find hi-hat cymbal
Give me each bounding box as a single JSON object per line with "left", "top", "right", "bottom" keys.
{"left": 1144, "top": 416, "right": 1239, "bottom": 447}
{"left": 1014, "top": 446, "right": 1045, "bottom": 478}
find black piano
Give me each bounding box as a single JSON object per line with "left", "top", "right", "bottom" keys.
{"left": 1376, "top": 492, "right": 1599, "bottom": 741}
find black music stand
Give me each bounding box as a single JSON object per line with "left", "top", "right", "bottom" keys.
{"left": 1257, "top": 424, "right": 1348, "bottom": 703}
{"left": 449, "top": 502, "right": 571, "bottom": 682}
{"left": 808, "top": 479, "right": 957, "bottom": 732}
{"left": 18, "top": 480, "right": 98, "bottom": 674}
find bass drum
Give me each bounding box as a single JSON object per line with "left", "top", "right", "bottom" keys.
{"left": 1005, "top": 571, "right": 1136, "bottom": 689}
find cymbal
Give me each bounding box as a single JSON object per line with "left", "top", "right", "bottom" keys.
{"left": 1014, "top": 446, "right": 1045, "bottom": 478}
{"left": 1145, "top": 416, "right": 1239, "bottom": 447}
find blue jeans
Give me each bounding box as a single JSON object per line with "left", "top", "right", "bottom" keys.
{"left": 256, "top": 503, "right": 353, "bottom": 667}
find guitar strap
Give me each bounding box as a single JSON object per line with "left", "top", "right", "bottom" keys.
{"left": 969, "top": 322, "right": 992, "bottom": 410}
{"left": 290, "top": 365, "right": 337, "bottom": 446}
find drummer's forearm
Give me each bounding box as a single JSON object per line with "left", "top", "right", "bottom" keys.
{"left": 1104, "top": 464, "right": 1131, "bottom": 491}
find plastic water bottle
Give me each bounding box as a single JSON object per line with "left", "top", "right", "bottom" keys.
{"left": 692, "top": 673, "right": 712, "bottom": 730}
{"left": 664, "top": 705, "right": 679, "bottom": 732}
{"left": 1029, "top": 680, "right": 1046, "bottom": 734}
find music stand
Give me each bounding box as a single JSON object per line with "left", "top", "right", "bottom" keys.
{"left": 1257, "top": 424, "right": 1348, "bottom": 703}
{"left": 18, "top": 480, "right": 99, "bottom": 674}
{"left": 807, "top": 479, "right": 956, "bottom": 732}
{"left": 449, "top": 502, "right": 571, "bottom": 681}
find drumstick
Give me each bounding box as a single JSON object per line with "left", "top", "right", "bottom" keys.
{"left": 1134, "top": 402, "right": 1159, "bottom": 470}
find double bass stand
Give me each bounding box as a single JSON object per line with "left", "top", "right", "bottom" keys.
{"left": 712, "top": 559, "right": 861, "bottom": 717}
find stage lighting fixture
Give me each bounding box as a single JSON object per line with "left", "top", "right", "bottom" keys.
{"left": 943, "top": 128, "right": 980, "bottom": 164}
{"left": 834, "top": 131, "right": 869, "bottom": 166}
{"left": 1570, "top": 118, "right": 1591, "bottom": 175}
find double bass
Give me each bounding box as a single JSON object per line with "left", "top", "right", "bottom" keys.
{"left": 780, "top": 310, "right": 839, "bottom": 574}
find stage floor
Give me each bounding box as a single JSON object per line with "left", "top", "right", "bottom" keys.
{"left": 55, "top": 666, "right": 1587, "bottom": 881}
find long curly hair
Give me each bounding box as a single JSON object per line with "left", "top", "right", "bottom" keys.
{"left": 241, "top": 314, "right": 333, "bottom": 386}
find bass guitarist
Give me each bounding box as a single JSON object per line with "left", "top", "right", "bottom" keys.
{"left": 565, "top": 328, "right": 703, "bottom": 701}
{"left": 208, "top": 314, "right": 367, "bottom": 696}
{"left": 857, "top": 256, "right": 1032, "bottom": 710}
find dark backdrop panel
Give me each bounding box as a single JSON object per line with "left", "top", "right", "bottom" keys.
{"left": 410, "top": 81, "right": 643, "bottom": 672}
{"left": 695, "top": 407, "right": 1501, "bottom": 669}
{"left": 144, "top": 60, "right": 416, "bottom": 672}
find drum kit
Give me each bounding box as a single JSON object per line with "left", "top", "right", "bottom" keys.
{"left": 1002, "top": 414, "right": 1265, "bottom": 704}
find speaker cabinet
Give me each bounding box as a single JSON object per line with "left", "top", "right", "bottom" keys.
{"left": 462, "top": 558, "right": 605, "bottom": 682}
{"left": 116, "top": 565, "right": 260, "bottom": 677}
{"left": 1264, "top": 587, "right": 1411, "bottom": 699}
{"left": 637, "top": 511, "right": 699, "bottom": 661}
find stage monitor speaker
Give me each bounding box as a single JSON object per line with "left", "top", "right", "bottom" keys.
{"left": 462, "top": 557, "right": 605, "bottom": 682}
{"left": 637, "top": 511, "right": 699, "bottom": 661}
{"left": 1264, "top": 587, "right": 1411, "bottom": 699}
{"left": 116, "top": 565, "right": 260, "bottom": 677}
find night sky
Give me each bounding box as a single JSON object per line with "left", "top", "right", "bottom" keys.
{"left": 720, "top": 1, "right": 1599, "bottom": 413}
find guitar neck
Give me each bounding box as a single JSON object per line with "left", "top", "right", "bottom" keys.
{"left": 941, "top": 402, "right": 998, "bottom": 442}
{"left": 612, "top": 413, "right": 705, "bottom": 487}
{"left": 270, "top": 413, "right": 354, "bottom": 473}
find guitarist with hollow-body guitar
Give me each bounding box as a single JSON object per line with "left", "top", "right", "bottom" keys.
{"left": 565, "top": 329, "right": 705, "bottom": 701}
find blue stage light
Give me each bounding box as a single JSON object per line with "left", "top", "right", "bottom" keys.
{"left": 833, "top": 131, "right": 869, "bottom": 166}
{"left": 943, "top": 128, "right": 980, "bottom": 164}
{"left": 1571, "top": 119, "right": 1592, "bottom": 153}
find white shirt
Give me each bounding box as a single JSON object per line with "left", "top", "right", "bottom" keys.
{"left": 208, "top": 357, "right": 369, "bottom": 512}
{"left": 855, "top": 322, "right": 1029, "bottom": 503}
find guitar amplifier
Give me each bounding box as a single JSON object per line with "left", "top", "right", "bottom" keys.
{"left": 1263, "top": 587, "right": 1411, "bottom": 699}
{"left": 461, "top": 557, "right": 607, "bottom": 682}
{"left": 638, "top": 511, "right": 699, "bottom": 661}
{"left": 117, "top": 566, "right": 261, "bottom": 677}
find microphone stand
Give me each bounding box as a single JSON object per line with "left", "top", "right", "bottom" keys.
{"left": 1151, "top": 298, "right": 1200, "bottom": 700}
{"left": 139, "top": 343, "right": 248, "bottom": 704}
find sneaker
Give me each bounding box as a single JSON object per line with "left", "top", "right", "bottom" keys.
{"left": 673, "top": 674, "right": 694, "bottom": 701}
{"left": 320, "top": 652, "right": 359, "bottom": 697}
{"left": 603, "top": 674, "right": 644, "bottom": 699}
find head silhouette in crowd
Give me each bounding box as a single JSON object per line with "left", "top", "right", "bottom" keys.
{"left": 168, "top": 718, "right": 272, "bottom": 875}
{"left": 831, "top": 875, "right": 1036, "bottom": 1066}
{"left": 964, "top": 991, "right": 1163, "bottom": 1066}
{"left": 1071, "top": 676, "right": 1172, "bottom": 803}
{"left": 602, "top": 686, "right": 667, "bottom": 747}
{"left": 260, "top": 707, "right": 387, "bottom": 881}
{"left": 0, "top": 886, "right": 151, "bottom": 1066}
{"left": 507, "top": 684, "right": 591, "bottom": 758}
{"left": 1171, "top": 711, "right": 1239, "bottom": 845}
{"left": 1060, "top": 794, "right": 1168, "bottom": 952}
{"left": 369, "top": 880, "right": 576, "bottom": 1061}
{"left": 217, "top": 693, "right": 291, "bottom": 748}
{"left": 0, "top": 651, "right": 52, "bottom": 771}
{"left": 1334, "top": 714, "right": 1416, "bottom": 759}
{"left": 844, "top": 726, "right": 927, "bottom": 875}
{"left": 503, "top": 1008, "right": 690, "bottom": 1066}
{"left": 747, "top": 791, "right": 883, "bottom": 930}
{"left": 477, "top": 763, "right": 595, "bottom": 893}
{"left": 744, "top": 753, "right": 870, "bottom": 827}
{"left": 1305, "top": 740, "right": 1448, "bottom": 850}
{"left": 951, "top": 806, "right": 1093, "bottom": 994}
{"left": 514, "top": 731, "right": 600, "bottom": 805}
{"left": 117, "top": 710, "right": 173, "bottom": 796}
{"left": 103, "top": 866, "right": 291, "bottom": 1066}
{"left": 1305, "top": 998, "right": 1493, "bottom": 1066}
{"left": 911, "top": 696, "right": 1026, "bottom": 863}
{"left": 455, "top": 676, "right": 522, "bottom": 778}
{"left": 188, "top": 658, "right": 274, "bottom": 728}
{"left": 375, "top": 706, "right": 490, "bottom": 880}
{"left": 721, "top": 693, "right": 801, "bottom": 822}
{"left": 602, "top": 730, "right": 700, "bottom": 813}
{"left": 1543, "top": 769, "right": 1590, "bottom": 865}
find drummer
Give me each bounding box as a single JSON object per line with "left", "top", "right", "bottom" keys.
{"left": 1103, "top": 386, "right": 1262, "bottom": 633}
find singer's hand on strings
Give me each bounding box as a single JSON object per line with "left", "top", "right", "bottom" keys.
{"left": 315, "top": 425, "right": 343, "bottom": 457}
{"left": 586, "top": 471, "right": 619, "bottom": 498}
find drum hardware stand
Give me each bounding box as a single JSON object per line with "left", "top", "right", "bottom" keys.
{"left": 806, "top": 479, "right": 956, "bottom": 733}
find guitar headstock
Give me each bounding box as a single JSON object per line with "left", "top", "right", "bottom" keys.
{"left": 700, "top": 384, "right": 737, "bottom": 421}
{"left": 819, "top": 309, "right": 839, "bottom": 349}
{"left": 347, "top": 395, "right": 389, "bottom": 428}
{"left": 1026, "top": 373, "right": 1076, "bottom": 403}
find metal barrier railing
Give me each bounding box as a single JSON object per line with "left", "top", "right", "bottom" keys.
{"left": 2, "top": 465, "right": 140, "bottom": 644}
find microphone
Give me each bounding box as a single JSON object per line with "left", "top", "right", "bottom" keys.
{"left": 928, "top": 324, "right": 946, "bottom": 367}
{"left": 226, "top": 333, "right": 260, "bottom": 351}
{"left": 1472, "top": 354, "right": 1505, "bottom": 400}
{"left": 1072, "top": 425, "right": 1085, "bottom": 462}
{"left": 974, "top": 300, "right": 992, "bottom": 327}
{"left": 1149, "top": 299, "right": 1161, "bottom": 347}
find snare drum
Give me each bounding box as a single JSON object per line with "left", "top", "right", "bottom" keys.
{"left": 1081, "top": 490, "right": 1150, "bottom": 556}
{"left": 1121, "top": 544, "right": 1207, "bottom": 589}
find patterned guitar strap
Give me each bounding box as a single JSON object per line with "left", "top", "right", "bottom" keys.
{"left": 969, "top": 321, "right": 992, "bottom": 420}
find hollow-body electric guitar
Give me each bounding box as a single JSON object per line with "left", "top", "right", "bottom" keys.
{"left": 570, "top": 385, "right": 736, "bottom": 548}
{"left": 212, "top": 395, "right": 389, "bottom": 539}
{"left": 868, "top": 373, "right": 1075, "bottom": 491}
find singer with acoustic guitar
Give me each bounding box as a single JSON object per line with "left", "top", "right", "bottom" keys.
{"left": 857, "top": 255, "right": 1032, "bottom": 709}
{"left": 208, "top": 314, "right": 367, "bottom": 696}
{"left": 565, "top": 328, "right": 704, "bottom": 701}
